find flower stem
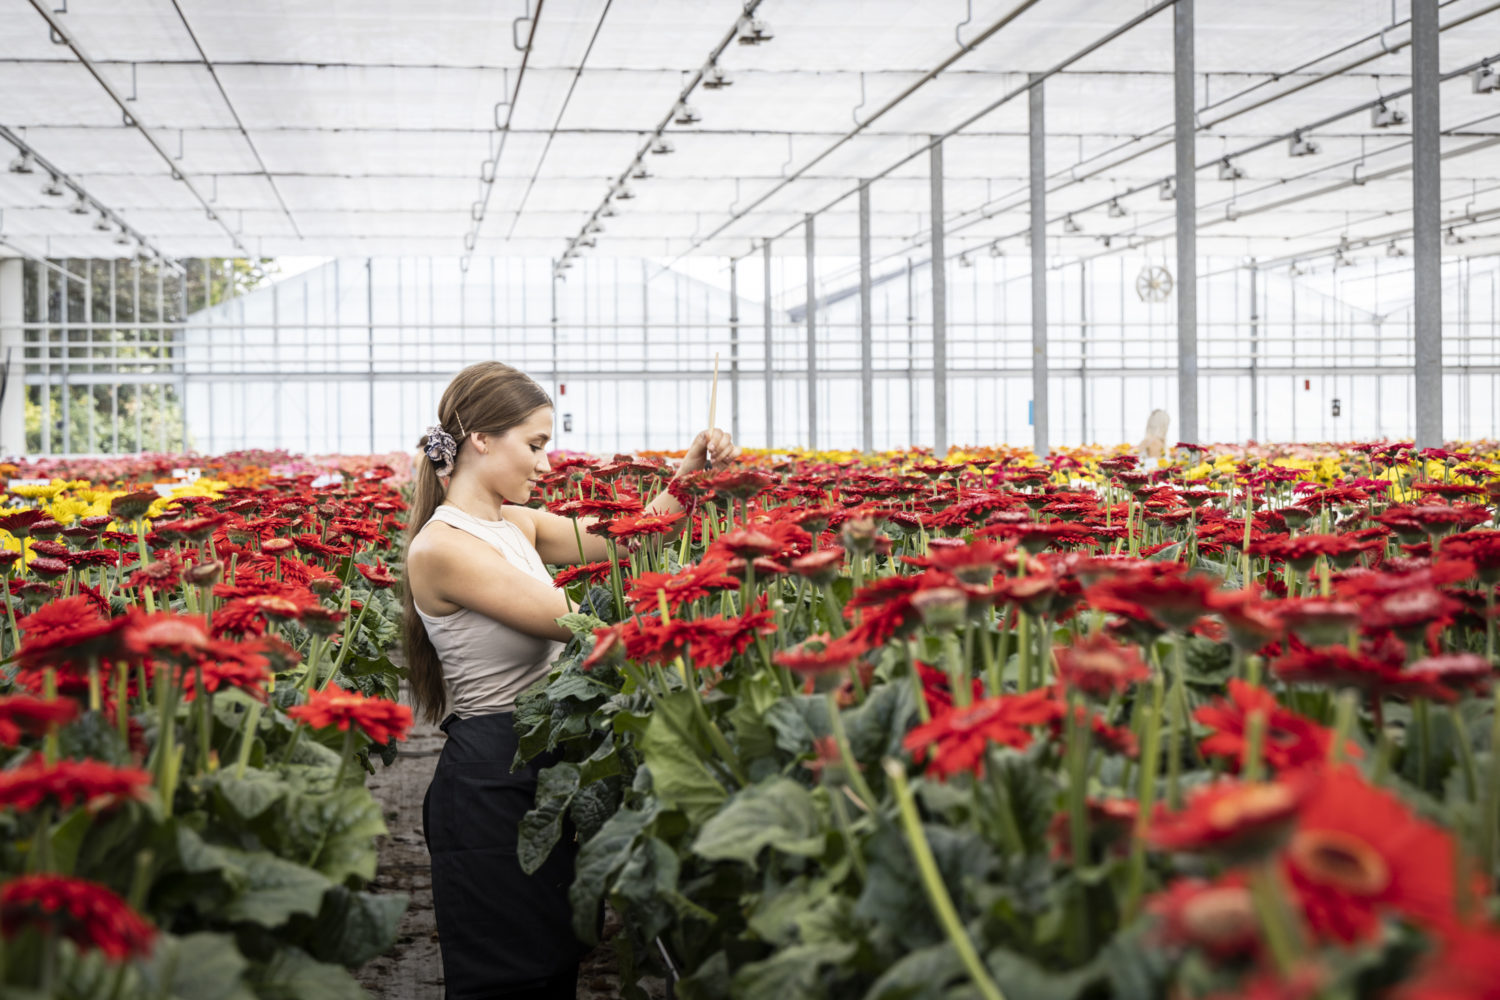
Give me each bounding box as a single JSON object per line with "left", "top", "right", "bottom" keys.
{"left": 884, "top": 759, "right": 1007, "bottom": 1000}
{"left": 826, "top": 691, "right": 878, "bottom": 810}
{"left": 1123, "top": 695, "right": 1163, "bottom": 919}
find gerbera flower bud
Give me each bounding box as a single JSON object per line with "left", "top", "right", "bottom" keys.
{"left": 109, "top": 491, "right": 159, "bottom": 522}
{"left": 911, "top": 586, "right": 969, "bottom": 630}
{"left": 840, "top": 517, "right": 879, "bottom": 554}
{"left": 789, "top": 546, "right": 845, "bottom": 586}
{"left": 26, "top": 557, "right": 69, "bottom": 581}
{"left": 183, "top": 560, "right": 224, "bottom": 587}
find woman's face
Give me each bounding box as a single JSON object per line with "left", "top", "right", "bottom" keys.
{"left": 470, "top": 405, "right": 553, "bottom": 504}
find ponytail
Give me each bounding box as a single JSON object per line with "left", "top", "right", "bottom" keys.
{"left": 402, "top": 442, "right": 449, "bottom": 725}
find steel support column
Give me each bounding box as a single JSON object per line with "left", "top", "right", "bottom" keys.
{"left": 1028, "top": 74, "right": 1049, "bottom": 457}
{"left": 859, "top": 182, "right": 874, "bottom": 454}
{"left": 930, "top": 141, "right": 948, "bottom": 457}
{"left": 804, "top": 215, "right": 817, "bottom": 449}
{"left": 1412, "top": 0, "right": 1443, "bottom": 449}
{"left": 763, "top": 241, "right": 774, "bottom": 449}
{"left": 1249, "top": 262, "right": 1260, "bottom": 441}
{"left": 1174, "top": 0, "right": 1199, "bottom": 445}
{"left": 728, "top": 258, "right": 740, "bottom": 442}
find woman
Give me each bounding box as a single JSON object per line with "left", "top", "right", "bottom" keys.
{"left": 401, "top": 361, "right": 739, "bottom": 1000}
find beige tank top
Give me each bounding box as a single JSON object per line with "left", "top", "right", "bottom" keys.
{"left": 414, "top": 504, "right": 566, "bottom": 717}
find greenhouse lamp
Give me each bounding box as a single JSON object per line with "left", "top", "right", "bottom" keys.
{"left": 7, "top": 149, "right": 34, "bottom": 174}
{"left": 1371, "top": 100, "right": 1408, "bottom": 128}
{"left": 736, "top": 15, "right": 773, "bottom": 44}
{"left": 1217, "top": 158, "right": 1245, "bottom": 181}
{"left": 1473, "top": 64, "right": 1497, "bottom": 93}
{"left": 650, "top": 136, "right": 675, "bottom": 155}
{"left": 1107, "top": 198, "right": 1126, "bottom": 218}
{"left": 41, "top": 173, "right": 65, "bottom": 197}
{"left": 93, "top": 211, "right": 112, "bottom": 231}
{"left": 1158, "top": 178, "right": 1175, "bottom": 201}
{"left": 1289, "top": 132, "right": 1321, "bottom": 156}
{"left": 672, "top": 101, "right": 701, "bottom": 126}
{"left": 1063, "top": 215, "right": 1082, "bottom": 234}
{"left": 69, "top": 192, "right": 90, "bottom": 215}
{"left": 702, "top": 64, "right": 732, "bottom": 89}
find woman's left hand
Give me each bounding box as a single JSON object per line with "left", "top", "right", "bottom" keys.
{"left": 680, "top": 428, "right": 740, "bottom": 475}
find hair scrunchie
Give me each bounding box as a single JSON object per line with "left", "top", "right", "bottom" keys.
{"left": 423, "top": 426, "right": 458, "bottom": 477}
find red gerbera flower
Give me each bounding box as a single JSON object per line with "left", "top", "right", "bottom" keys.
{"left": 913, "top": 660, "right": 983, "bottom": 715}
{"left": 0, "top": 694, "right": 80, "bottom": 747}
{"left": 1195, "top": 679, "right": 1342, "bottom": 773}
{"left": 607, "top": 511, "right": 686, "bottom": 540}
{"left": 1282, "top": 765, "right": 1481, "bottom": 943}
{"left": 354, "top": 561, "right": 397, "bottom": 589}
{"left": 686, "top": 608, "right": 778, "bottom": 670}
{"left": 1085, "top": 567, "right": 1219, "bottom": 633}
{"left": 286, "top": 687, "right": 413, "bottom": 744}
{"left": 626, "top": 559, "right": 739, "bottom": 613}
{"left": 0, "top": 757, "right": 151, "bottom": 812}
{"left": 0, "top": 875, "right": 154, "bottom": 961}
{"left": 1147, "top": 874, "right": 1259, "bottom": 960}
{"left": 1148, "top": 775, "right": 1310, "bottom": 858}
{"left": 552, "top": 560, "right": 613, "bottom": 590}
{"left": 773, "top": 632, "right": 870, "bottom": 675}
{"left": 1054, "top": 634, "right": 1151, "bottom": 698}
{"left": 902, "top": 689, "right": 1060, "bottom": 779}
{"left": 15, "top": 595, "right": 127, "bottom": 668}
{"left": 121, "top": 611, "right": 211, "bottom": 664}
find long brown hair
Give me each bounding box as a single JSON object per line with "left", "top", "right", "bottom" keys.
{"left": 402, "top": 362, "right": 553, "bottom": 724}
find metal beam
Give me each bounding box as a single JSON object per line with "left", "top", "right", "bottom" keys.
{"left": 1028, "top": 74, "right": 1049, "bottom": 457}
{"left": 1175, "top": 0, "right": 1199, "bottom": 446}
{"left": 859, "top": 181, "right": 874, "bottom": 454}
{"left": 804, "top": 215, "right": 817, "bottom": 450}
{"left": 930, "top": 141, "right": 948, "bottom": 458}
{"left": 1412, "top": 0, "right": 1443, "bottom": 449}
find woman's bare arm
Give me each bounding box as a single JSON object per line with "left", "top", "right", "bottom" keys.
{"left": 407, "top": 522, "right": 571, "bottom": 641}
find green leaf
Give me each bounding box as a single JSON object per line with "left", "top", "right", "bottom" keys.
{"left": 546, "top": 668, "right": 616, "bottom": 705}
{"left": 842, "top": 678, "right": 919, "bottom": 765}
{"left": 691, "top": 777, "right": 827, "bottom": 867}
{"left": 729, "top": 942, "right": 857, "bottom": 999}
{"left": 557, "top": 611, "right": 608, "bottom": 636}
{"left": 570, "top": 778, "right": 621, "bottom": 842}
{"left": 48, "top": 806, "right": 95, "bottom": 876}
{"left": 251, "top": 946, "right": 369, "bottom": 1000}
{"left": 863, "top": 940, "right": 964, "bottom": 1000}
{"left": 577, "top": 732, "right": 621, "bottom": 784}
{"left": 305, "top": 886, "right": 409, "bottom": 967}
{"left": 278, "top": 787, "right": 388, "bottom": 884}
{"left": 983, "top": 946, "right": 1102, "bottom": 1000}
{"left": 569, "top": 803, "right": 656, "bottom": 944}
{"left": 724, "top": 668, "right": 785, "bottom": 763}
{"left": 518, "top": 762, "right": 582, "bottom": 875}
{"left": 211, "top": 767, "right": 287, "bottom": 822}
{"left": 637, "top": 690, "right": 728, "bottom": 826}
{"left": 610, "top": 835, "right": 681, "bottom": 944}
{"left": 136, "top": 931, "right": 256, "bottom": 1000}
{"left": 221, "top": 850, "right": 333, "bottom": 928}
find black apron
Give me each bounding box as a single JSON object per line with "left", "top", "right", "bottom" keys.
{"left": 423, "top": 711, "right": 585, "bottom": 999}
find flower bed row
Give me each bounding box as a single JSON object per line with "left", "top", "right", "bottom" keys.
{"left": 515, "top": 441, "right": 1500, "bottom": 999}
{"left": 0, "top": 466, "right": 412, "bottom": 999}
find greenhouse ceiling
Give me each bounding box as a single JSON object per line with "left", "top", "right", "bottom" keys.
{"left": 0, "top": 0, "right": 1498, "bottom": 267}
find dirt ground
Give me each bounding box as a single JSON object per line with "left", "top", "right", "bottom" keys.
{"left": 354, "top": 691, "right": 667, "bottom": 999}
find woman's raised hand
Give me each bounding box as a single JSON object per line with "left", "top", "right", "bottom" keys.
{"left": 681, "top": 428, "right": 740, "bottom": 475}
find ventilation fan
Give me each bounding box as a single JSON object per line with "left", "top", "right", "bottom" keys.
{"left": 1135, "top": 264, "right": 1174, "bottom": 303}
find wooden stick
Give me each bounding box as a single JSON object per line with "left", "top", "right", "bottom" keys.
{"left": 708, "top": 352, "right": 720, "bottom": 431}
